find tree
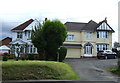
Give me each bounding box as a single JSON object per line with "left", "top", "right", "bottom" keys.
{"left": 31, "top": 22, "right": 46, "bottom": 57}
{"left": 113, "top": 42, "right": 120, "bottom": 49}
{"left": 113, "top": 42, "right": 120, "bottom": 68}
{"left": 31, "top": 19, "right": 67, "bottom": 61}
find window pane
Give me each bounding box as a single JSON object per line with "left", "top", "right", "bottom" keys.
{"left": 66, "top": 34, "right": 74, "bottom": 40}
{"left": 97, "top": 44, "right": 108, "bottom": 52}
{"left": 97, "top": 31, "right": 108, "bottom": 38}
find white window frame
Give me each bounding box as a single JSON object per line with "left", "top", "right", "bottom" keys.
{"left": 86, "top": 32, "right": 92, "bottom": 39}
{"left": 97, "top": 31, "right": 108, "bottom": 38}
{"left": 27, "top": 31, "right": 31, "bottom": 39}
{"left": 96, "top": 44, "right": 108, "bottom": 52}
{"left": 17, "top": 32, "right": 22, "bottom": 39}
{"left": 66, "top": 34, "right": 74, "bottom": 41}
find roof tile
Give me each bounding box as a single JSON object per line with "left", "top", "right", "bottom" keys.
{"left": 11, "top": 19, "right": 34, "bottom": 31}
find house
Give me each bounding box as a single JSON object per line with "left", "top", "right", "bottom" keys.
{"left": 0, "top": 37, "right": 12, "bottom": 54}
{"left": 64, "top": 18, "right": 114, "bottom": 58}
{"left": 0, "top": 45, "right": 11, "bottom": 53}
{"left": 1, "top": 37, "right": 12, "bottom": 46}
{"left": 9, "top": 18, "right": 115, "bottom": 58}
{"left": 9, "top": 19, "right": 38, "bottom": 56}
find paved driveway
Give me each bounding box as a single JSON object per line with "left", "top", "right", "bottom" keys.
{"left": 64, "top": 58, "right": 120, "bottom": 82}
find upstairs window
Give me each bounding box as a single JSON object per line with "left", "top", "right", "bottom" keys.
{"left": 86, "top": 32, "right": 92, "bottom": 39}
{"left": 28, "top": 31, "right": 31, "bottom": 39}
{"left": 17, "top": 32, "right": 22, "bottom": 39}
{"left": 97, "top": 31, "right": 108, "bottom": 38}
{"left": 66, "top": 34, "right": 74, "bottom": 41}
{"left": 25, "top": 31, "right": 27, "bottom": 36}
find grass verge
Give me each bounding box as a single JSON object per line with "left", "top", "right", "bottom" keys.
{"left": 2, "top": 60, "right": 80, "bottom": 81}
{"left": 108, "top": 68, "right": 120, "bottom": 76}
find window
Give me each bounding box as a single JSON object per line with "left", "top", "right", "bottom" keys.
{"left": 17, "top": 32, "right": 22, "bottom": 38}
{"left": 86, "top": 32, "right": 92, "bottom": 39}
{"left": 66, "top": 35, "right": 74, "bottom": 41}
{"left": 28, "top": 31, "right": 31, "bottom": 39}
{"left": 96, "top": 44, "right": 108, "bottom": 52}
{"left": 30, "top": 45, "right": 33, "bottom": 53}
{"left": 25, "top": 31, "right": 27, "bottom": 36}
{"left": 97, "top": 31, "right": 108, "bottom": 38}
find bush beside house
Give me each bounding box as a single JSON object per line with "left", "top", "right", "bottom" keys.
{"left": 59, "top": 46, "right": 67, "bottom": 62}
{"left": 31, "top": 19, "right": 67, "bottom": 61}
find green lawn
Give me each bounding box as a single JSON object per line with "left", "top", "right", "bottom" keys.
{"left": 108, "top": 68, "right": 120, "bottom": 76}
{"left": 2, "top": 60, "right": 80, "bottom": 81}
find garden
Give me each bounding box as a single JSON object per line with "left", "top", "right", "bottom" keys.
{"left": 1, "top": 51, "right": 80, "bottom": 81}
{"left": 2, "top": 60, "right": 80, "bottom": 81}
{"left": 1, "top": 19, "right": 80, "bottom": 81}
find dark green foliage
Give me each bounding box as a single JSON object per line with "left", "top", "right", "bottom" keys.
{"left": 20, "top": 56, "right": 26, "bottom": 60}
{"left": 28, "top": 54, "right": 34, "bottom": 60}
{"left": 117, "top": 51, "right": 120, "bottom": 68}
{"left": 31, "top": 19, "right": 67, "bottom": 61}
{"left": 2, "top": 53, "right": 9, "bottom": 61}
{"left": 3, "top": 56, "right": 8, "bottom": 61}
{"left": 59, "top": 46, "right": 67, "bottom": 62}
{"left": 112, "top": 48, "right": 118, "bottom": 53}
{"left": 31, "top": 23, "right": 46, "bottom": 56}
{"left": 43, "top": 20, "right": 67, "bottom": 60}
{"left": 109, "top": 68, "right": 120, "bottom": 76}
{"left": 117, "top": 50, "right": 120, "bottom": 58}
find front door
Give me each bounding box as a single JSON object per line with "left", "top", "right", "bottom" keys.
{"left": 84, "top": 43, "right": 92, "bottom": 56}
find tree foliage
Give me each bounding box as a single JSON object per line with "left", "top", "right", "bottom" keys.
{"left": 114, "top": 42, "right": 120, "bottom": 48}
{"left": 59, "top": 46, "right": 67, "bottom": 62}
{"left": 31, "top": 22, "right": 46, "bottom": 56}
{"left": 31, "top": 19, "right": 67, "bottom": 61}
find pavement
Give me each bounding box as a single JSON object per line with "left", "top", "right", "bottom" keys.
{"left": 64, "top": 58, "right": 120, "bottom": 83}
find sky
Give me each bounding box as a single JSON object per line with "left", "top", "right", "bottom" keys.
{"left": 0, "top": 0, "right": 119, "bottom": 44}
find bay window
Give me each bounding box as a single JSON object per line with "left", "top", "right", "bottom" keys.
{"left": 96, "top": 44, "right": 108, "bottom": 52}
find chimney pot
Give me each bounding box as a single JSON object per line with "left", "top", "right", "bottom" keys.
{"left": 45, "top": 18, "right": 47, "bottom": 21}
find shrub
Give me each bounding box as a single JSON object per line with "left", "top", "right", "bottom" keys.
{"left": 2, "top": 53, "right": 9, "bottom": 61}
{"left": 28, "top": 54, "right": 34, "bottom": 60}
{"left": 20, "top": 55, "right": 26, "bottom": 60}
{"left": 117, "top": 51, "right": 120, "bottom": 68}
{"left": 3, "top": 56, "right": 8, "bottom": 61}
{"left": 58, "top": 46, "right": 67, "bottom": 62}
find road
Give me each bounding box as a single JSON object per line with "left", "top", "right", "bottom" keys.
{"left": 64, "top": 58, "right": 120, "bottom": 82}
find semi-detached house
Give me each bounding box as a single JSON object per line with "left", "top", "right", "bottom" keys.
{"left": 9, "top": 18, "right": 115, "bottom": 58}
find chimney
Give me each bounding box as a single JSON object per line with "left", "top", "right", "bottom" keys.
{"left": 104, "top": 17, "right": 107, "bottom": 22}
{"left": 45, "top": 18, "right": 47, "bottom": 21}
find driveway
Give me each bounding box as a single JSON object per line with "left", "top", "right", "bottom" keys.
{"left": 64, "top": 58, "right": 120, "bottom": 82}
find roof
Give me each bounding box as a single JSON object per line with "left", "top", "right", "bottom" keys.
{"left": 97, "top": 20, "right": 115, "bottom": 32}
{"left": 2, "top": 37, "right": 12, "bottom": 41}
{"left": 9, "top": 39, "right": 27, "bottom": 45}
{"left": 65, "top": 19, "right": 114, "bottom": 32}
{"left": 81, "top": 20, "right": 98, "bottom": 31}
{"left": 65, "top": 22, "right": 87, "bottom": 31}
{"left": 11, "top": 19, "right": 34, "bottom": 31}
{"left": 0, "top": 45, "right": 10, "bottom": 50}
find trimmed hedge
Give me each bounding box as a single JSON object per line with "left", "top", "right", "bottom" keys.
{"left": 59, "top": 46, "right": 67, "bottom": 62}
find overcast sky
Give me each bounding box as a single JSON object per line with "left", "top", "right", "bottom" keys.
{"left": 0, "top": 0, "right": 119, "bottom": 43}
